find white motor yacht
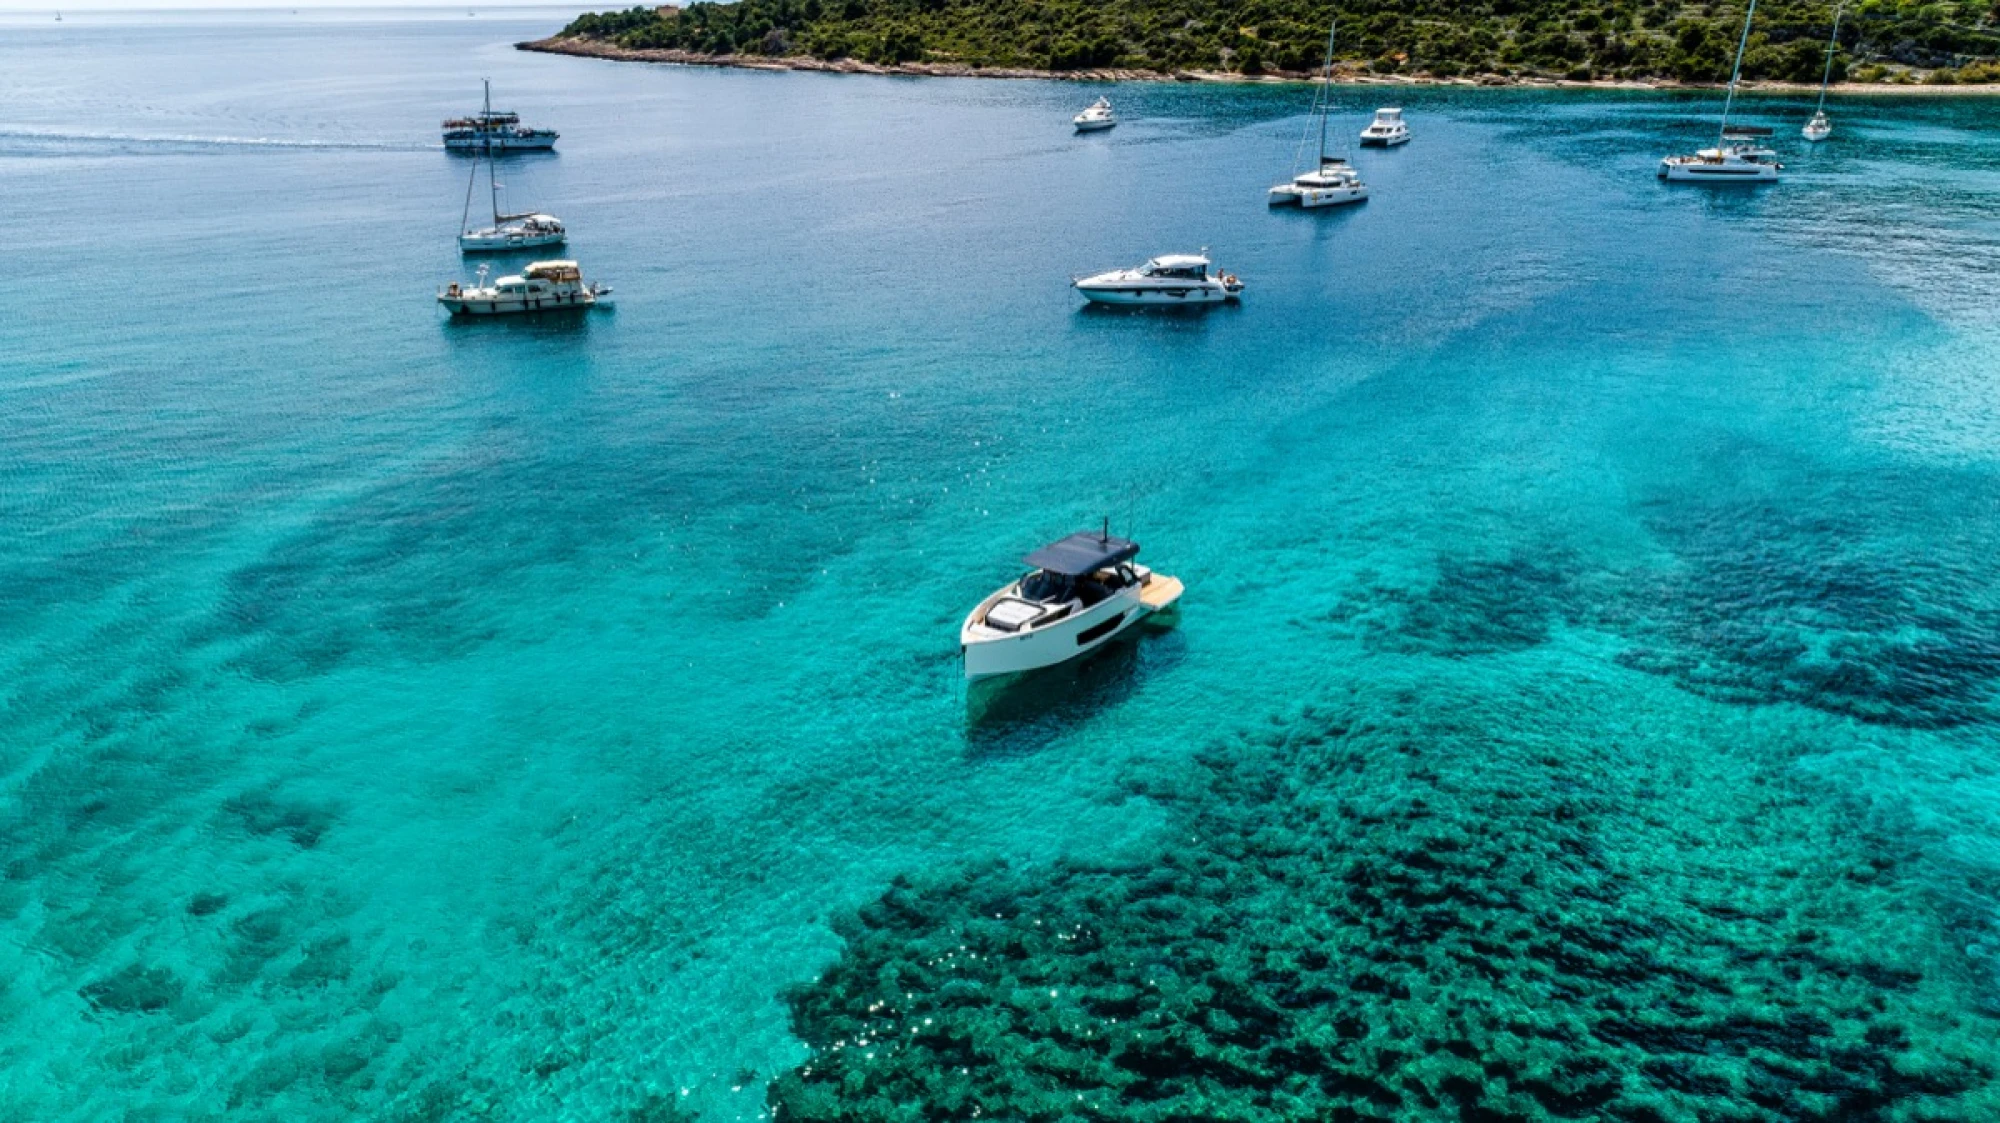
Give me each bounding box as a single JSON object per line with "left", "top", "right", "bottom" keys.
{"left": 1073, "top": 97, "right": 1117, "bottom": 132}
{"left": 437, "top": 260, "right": 609, "bottom": 315}
{"left": 1268, "top": 156, "right": 1369, "bottom": 208}
{"left": 1268, "top": 17, "right": 1370, "bottom": 210}
{"left": 1659, "top": 0, "right": 1779, "bottom": 184}
{"left": 1072, "top": 254, "right": 1243, "bottom": 305}
{"left": 1359, "top": 108, "right": 1411, "bottom": 146}
{"left": 960, "top": 529, "right": 1183, "bottom": 680}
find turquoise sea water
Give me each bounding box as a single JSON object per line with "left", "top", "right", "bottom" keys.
{"left": 4, "top": 10, "right": 2000, "bottom": 1120}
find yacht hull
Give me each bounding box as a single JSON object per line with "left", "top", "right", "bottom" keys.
{"left": 1359, "top": 133, "right": 1409, "bottom": 147}
{"left": 960, "top": 579, "right": 1179, "bottom": 679}
{"left": 458, "top": 231, "right": 566, "bottom": 253}
{"left": 438, "top": 289, "right": 601, "bottom": 315}
{"left": 445, "top": 135, "right": 557, "bottom": 152}
{"left": 1076, "top": 284, "right": 1235, "bottom": 305}
{"left": 1073, "top": 118, "right": 1116, "bottom": 132}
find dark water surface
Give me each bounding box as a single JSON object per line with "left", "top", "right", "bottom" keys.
{"left": 3, "top": 10, "right": 1999, "bottom": 1121}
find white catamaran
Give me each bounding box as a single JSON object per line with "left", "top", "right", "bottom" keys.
{"left": 1659, "top": 0, "right": 1780, "bottom": 183}
{"left": 1268, "top": 18, "right": 1369, "bottom": 209}
{"left": 457, "top": 80, "right": 566, "bottom": 253}
{"left": 1804, "top": 3, "right": 1844, "bottom": 142}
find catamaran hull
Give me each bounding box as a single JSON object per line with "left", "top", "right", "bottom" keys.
{"left": 1359, "top": 134, "right": 1409, "bottom": 147}
{"left": 1659, "top": 161, "right": 1778, "bottom": 183}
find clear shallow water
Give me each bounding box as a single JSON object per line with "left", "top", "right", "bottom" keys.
{"left": 3, "top": 11, "right": 1999, "bottom": 1121}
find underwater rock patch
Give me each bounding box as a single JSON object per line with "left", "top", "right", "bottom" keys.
{"left": 80, "top": 963, "right": 183, "bottom": 1016}
{"left": 769, "top": 680, "right": 2000, "bottom": 1122}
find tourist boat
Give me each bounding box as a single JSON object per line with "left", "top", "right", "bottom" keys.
{"left": 1269, "top": 17, "right": 1370, "bottom": 209}
{"left": 1072, "top": 254, "right": 1242, "bottom": 305}
{"left": 1359, "top": 108, "right": 1411, "bottom": 146}
{"left": 437, "top": 261, "right": 609, "bottom": 315}
{"left": 1073, "top": 97, "right": 1117, "bottom": 132}
{"left": 456, "top": 85, "right": 566, "bottom": 252}
{"left": 443, "top": 80, "right": 557, "bottom": 152}
{"left": 1659, "top": 0, "right": 1778, "bottom": 183}
{"left": 1803, "top": 3, "right": 1844, "bottom": 142}
{"left": 960, "top": 528, "right": 1183, "bottom": 680}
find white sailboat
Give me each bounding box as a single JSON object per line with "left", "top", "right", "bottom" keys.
{"left": 1804, "top": 3, "right": 1843, "bottom": 142}
{"left": 458, "top": 81, "right": 565, "bottom": 254}
{"left": 1268, "top": 18, "right": 1369, "bottom": 209}
{"left": 1658, "top": 0, "right": 1780, "bottom": 183}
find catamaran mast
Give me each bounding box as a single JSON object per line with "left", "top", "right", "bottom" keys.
{"left": 1815, "top": 3, "right": 1844, "bottom": 114}
{"left": 1318, "top": 17, "right": 1336, "bottom": 165}
{"left": 1718, "top": 0, "right": 1757, "bottom": 145}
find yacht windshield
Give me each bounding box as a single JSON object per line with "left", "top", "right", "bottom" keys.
{"left": 1019, "top": 570, "right": 1075, "bottom": 603}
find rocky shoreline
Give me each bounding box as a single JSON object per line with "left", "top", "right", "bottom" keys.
{"left": 519, "top": 35, "right": 2000, "bottom": 96}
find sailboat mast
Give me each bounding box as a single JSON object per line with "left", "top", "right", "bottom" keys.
{"left": 1718, "top": 0, "right": 1757, "bottom": 145}
{"left": 484, "top": 79, "right": 502, "bottom": 223}
{"left": 1318, "top": 17, "right": 1336, "bottom": 164}
{"left": 1815, "top": 3, "right": 1843, "bottom": 114}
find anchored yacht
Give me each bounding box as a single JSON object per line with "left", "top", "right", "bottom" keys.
{"left": 438, "top": 260, "right": 609, "bottom": 315}
{"left": 1659, "top": 0, "right": 1778, "bottom": 184}
{"left": 456, "top": 84, "right": 566, "bottom": 252}
{"left": 460, "top": 213, "right": 565, "bottom": 253}
{"left": 1803, "top": 3, "right": 1843, "bottom": 142}
{"left": 1073, "top": 97, "right": 1117, "bottom": 132}
{"left": 1072, "top": 254, "right": 1242, "bottom": 306}
{"left": 960, "top": 529, "right": 1183, "bottom": 680}
{"left": 1660, "top": 127, "right": 1779, "bottom": 182}
{"left": 443, "top": 81, "right": 557, "bottom": 152}
{"left": 1269, "top": 17, "right": 1370, "bottom": 209}
{"left": 1359, "top": 108, "right": 1411, "bottom": 146}
{"left": 1269, "top": 156, "right": 1369, "bottom": 208}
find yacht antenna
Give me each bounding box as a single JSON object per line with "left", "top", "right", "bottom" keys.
{"left": 1815, "top": 2, "right": 1843, "bottom": 116}
{"left": 1717, "top": 0, "right": 1757, "bottom": 146}
{"left": 1101, "top": 516, "right": 1110, "bottom": 543}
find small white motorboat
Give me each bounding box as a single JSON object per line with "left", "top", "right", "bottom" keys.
{"left": 960, "top": 528, "right": 1183, "bottom": 680}
{"left": 1072, "top": 254, "right": 1242, "bottom": 306}
{"left": 1659, "top": 0, "right": 1779, "bottom": 184}
{"left": 1073, "top": 97, "right": 1117, "bottom": 132}
{"left": 437, "top": 260, "right": 609, "bottom": 315}
{"left": 1359, "top": 107, "right": 1411, "bottom": 146}
{"left": 459, "top": 213, "right": 566, "bottom": 253}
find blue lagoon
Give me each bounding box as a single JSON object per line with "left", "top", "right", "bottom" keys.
{"left": 3, "top": 9, "right": 1999, "bottom": 1121}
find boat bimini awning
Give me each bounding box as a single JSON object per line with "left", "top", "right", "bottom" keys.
{"left": 1024, "top": 531, "right": 1140, "bottom": 576}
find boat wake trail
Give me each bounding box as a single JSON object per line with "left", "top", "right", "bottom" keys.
{"left": 0, "top": 128, "right": 431, "bottom": 155}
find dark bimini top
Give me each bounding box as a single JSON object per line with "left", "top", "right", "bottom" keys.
{"left": 1023, "top": 531, "right": 1140, "bottom": 576}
